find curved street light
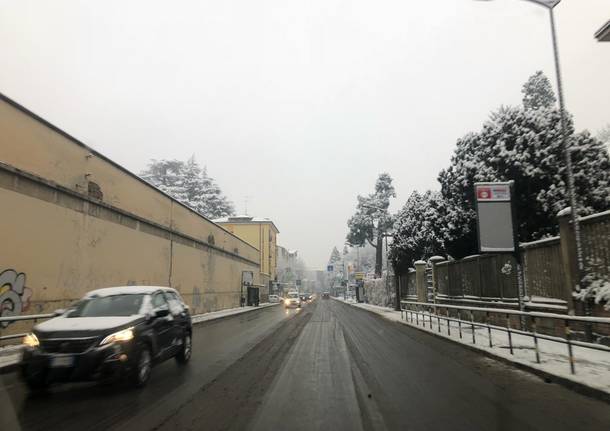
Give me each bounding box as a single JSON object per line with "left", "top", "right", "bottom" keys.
{"left": 476, "top": 0, "right": 590, "bottom": 335}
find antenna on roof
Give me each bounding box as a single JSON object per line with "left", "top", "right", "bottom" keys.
{"left": 244, "top": 195, "right": 250, "bottom": 215}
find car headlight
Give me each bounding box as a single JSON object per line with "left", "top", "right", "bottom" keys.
{"left": 284, "top": 299, "right": 290, "bottom": 304}
{"left": 23, "top": 333, "right": 39, "bottom": 347}
{"left": 100, "top": 328, "right": 134, "bottom": 346}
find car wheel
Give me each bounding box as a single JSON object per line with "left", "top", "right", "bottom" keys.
{"left": 131, "top": 344, "right": 152, "bottom": 387}
{"left": 175, "top": 332, "right": 192, "bottom": 365}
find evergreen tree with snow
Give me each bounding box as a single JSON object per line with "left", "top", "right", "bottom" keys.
{"left": 438, "top": 73, "right": 610, "bottom": 258}
{"left": 198, "top": 165, "right": 235, "bottom": 219}
{"left": 521, "top": 70, "right": 556, "bottom": 111}
{"left": 597, "top": 124, "right": 610, "bottom": 154}
{"left": 140, "top": 159, "right": 188, "bottom": 202}
{"left": 140, "top": 157, "right": 235, "bottom": 219}
{"left": 346, "top": 173, "right": 396, "bottom": 277}
{"left": 390, "top": 190, "right": 447, "bottom": 272}
{"left": 328, "top": 247, "right": 342, "bottom": 265}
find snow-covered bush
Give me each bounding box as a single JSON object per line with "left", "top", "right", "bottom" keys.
{"left": 573, "top": 259, "right": 610, "bottom": 310}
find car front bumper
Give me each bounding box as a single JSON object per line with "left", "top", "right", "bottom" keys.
{"left": 21, "top": 342, "right": 138, "bottom": 383}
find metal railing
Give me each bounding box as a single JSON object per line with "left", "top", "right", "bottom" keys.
{"left": 400, "top": 300, "right": 610, "bottom": 374}
{"left": 0, "top": 313, "right": 55, "bottom": 342}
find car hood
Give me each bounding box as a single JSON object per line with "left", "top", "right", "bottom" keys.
{"left": 35, "top": 315, "right": 143, "bottom": 338}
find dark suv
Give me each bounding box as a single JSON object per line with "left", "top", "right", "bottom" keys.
{"left": 20, "top": 286, "right": 192, "bottom": 390}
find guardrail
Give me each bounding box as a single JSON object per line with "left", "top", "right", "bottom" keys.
{"left": 400, "top": 300, "right": 610, "bottom": 374}
{"left": 0, "top": 313, "right": 55, "bottom": 342}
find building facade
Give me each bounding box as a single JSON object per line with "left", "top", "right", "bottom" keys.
{"left": 214, "top": 216, "right": 279, "bottom": 295}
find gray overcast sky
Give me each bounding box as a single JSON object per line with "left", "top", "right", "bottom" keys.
{"left": 1, "top": 0, "right": 608, "bottom": 269}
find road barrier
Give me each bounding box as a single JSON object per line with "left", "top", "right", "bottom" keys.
{"left": 0, "top": 313, "right": 55, "bottom": 342}
{"left": 400, "top": 300, "right": 610, "bottom": 375}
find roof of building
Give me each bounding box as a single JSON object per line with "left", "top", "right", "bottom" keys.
{"left": 214, "top": 215, "right": 280, "bottom": 233}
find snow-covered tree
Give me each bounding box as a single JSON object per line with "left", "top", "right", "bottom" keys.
{"left": 140, "top": 157, "right": 235, "bottom": 219}
{"left": 390, "top": 190, "right": 446, "bottom": 272}
{"left": 328, "top": 247, "right": 341, "bottom": 265}
{"left": 597, "top": 124, "right": 610, "bottom": 154}
{"left": 346, "top": 173, "right": 396, "bottom": 277}
{"left": 198, "top": 166, "right": 235, "bottom": 219}
{"left": 438, "top": 92, "right": 610, "bottom": 258}
{"left": 140, "top": 159, "right": 188, "bottom": 202}
{"left": 522, "top": 70, "right": 556, "bottom": 111}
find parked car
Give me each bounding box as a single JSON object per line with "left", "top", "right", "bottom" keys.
{"left": 268, "top": 294, "right": 280, "bottom": 303}
{"left": 322, "top": 292, "right": 330, "bottom": 299}
{"left": 283, "top": 291, "right": 301, "bottom": 308}
{"left": 20, "top": 286, "right": 192, "bottom": 391}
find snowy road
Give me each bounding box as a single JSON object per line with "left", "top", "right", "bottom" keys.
{"left": 2, "top": 300, "right": 610, "bottom": 431}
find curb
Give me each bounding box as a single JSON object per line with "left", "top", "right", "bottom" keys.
{"left": 333, "top": 298, "right": 610, "bottom": 405}
{"left": 0, "top": 303, "right": 282, "bottom": 375}
{"left": 191, "top": 303, "right": 281, "bottom": 326}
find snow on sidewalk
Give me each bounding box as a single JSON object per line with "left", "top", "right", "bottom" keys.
{"left": 0, "top": 303, "right": 280, "bottom": 371}
{"left": 334, "top": 298, "right": 610, "bottom": 395}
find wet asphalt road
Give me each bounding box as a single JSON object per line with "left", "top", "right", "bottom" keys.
{"left": 2, "top": 299, "right": 610, "bottom": 431}
{"left": 0, "top": 304, "right": 295, "bottom": 431}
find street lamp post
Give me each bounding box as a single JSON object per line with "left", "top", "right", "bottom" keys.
{"left": 479, "top": 0, "right": 589, "bottom": 328}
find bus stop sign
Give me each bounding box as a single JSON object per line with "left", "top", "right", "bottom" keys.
{"left": 475, "top": 182, "right": 517, "bottom": 253}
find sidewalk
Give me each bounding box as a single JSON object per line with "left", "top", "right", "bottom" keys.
{"left": 0, "top": 303, "right": 280, "bottom": 374}
{"left": 333, "top": 297, "right": 610, "bottom": 399}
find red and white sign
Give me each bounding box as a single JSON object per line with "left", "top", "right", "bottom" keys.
{"left": 475, "top": 184, "right": 511, "bottom": 201}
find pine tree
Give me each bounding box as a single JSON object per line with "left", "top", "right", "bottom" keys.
{"left": 522, "top": 71, "right": 556, "bottom": 111}
{"left": 346, "top": 173, "right": 396, "bottom": 276}
{"left": 438, "top": 75, "right": 610, "bottom": 258}
{"left": 328, "top": 247, "right": 342, "bottom": 265}
{"left": 140, "top": 157, "right": 235, "bottom": 219}
{"left": 140, "top": 159, "right": 188, "bottom": 202}
{"left": 390, "top": 190, "right": 447, "bottom": 273}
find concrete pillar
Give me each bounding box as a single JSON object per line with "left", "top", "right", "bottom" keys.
{"left": 557, "top": 208, "right": 576, "bottom": 314}
{"left": 429, "top": 256, "right": 445, "bottom": 303}
{"left": 414, "top": 260, "right": 427, "bottom": 303}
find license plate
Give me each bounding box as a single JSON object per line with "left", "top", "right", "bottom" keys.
{"left": 51, "top": 356, "right": 74, "bottom": 367}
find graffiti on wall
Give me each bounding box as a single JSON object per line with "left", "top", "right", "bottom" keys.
{"left": 0, "top": 269, "right": 33, "bottom": 328}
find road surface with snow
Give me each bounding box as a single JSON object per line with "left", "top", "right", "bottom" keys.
{"left": 2, "top": 300, "right": 610, "bottom": 431}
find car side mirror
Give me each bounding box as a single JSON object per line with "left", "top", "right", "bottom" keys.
{"left": 53, "top": 308, "right": 66, "bottom": 316}
{"left": 155, "top": 308, "right": 170, "bottom": 318}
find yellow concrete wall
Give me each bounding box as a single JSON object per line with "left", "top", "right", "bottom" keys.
{"left": 0, "top": 95, "right": 260, "bottom": 339}
{"left": 0, "top": 95, "right": 258, "bottom": 264}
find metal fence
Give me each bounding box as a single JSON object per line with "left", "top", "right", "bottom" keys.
{"left": 0, "top": 313, "right": 54, "bottom": 342}
{"left": 581, "top": 210, "right": 610, "bottom": 280}
{"left": 435, "top": 254, "right": 519, "bottom": 299}
{"left": 401, "top": 300, "right": 610, "bottom": 374}
{"left": 399, "top": 269, "right": 417, "bottom": 299}
{"left": 521, "top": 237, "right": 566, "bottom": 300}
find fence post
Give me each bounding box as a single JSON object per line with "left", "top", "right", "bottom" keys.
{"left": 429, "top": 256, "right": 445, "bottom": 304}
{"left": 414, "top": 260, "right": 427, "bottom": 303}
{"left": 557, "top": 209, "right": 578, "bottom": 315}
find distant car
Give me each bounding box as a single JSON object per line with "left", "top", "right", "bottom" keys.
{"left": 20, "top": 286, "right": 192, "bottom": 391}
{"left": 322, "top": 292, "right": 330, "bottom": 299}
{"left": 268, "top": 294, "right": 281, "bottom": 303}
{"left": 284, "top": 291, "right": 301, "bottom": 308}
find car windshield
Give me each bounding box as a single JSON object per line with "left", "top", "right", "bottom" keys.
{"left": 288, "top": 293, "right": 299, "bottom": 299}
{"left": 69, "top": 294, "right": 146, "bottom": 317}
